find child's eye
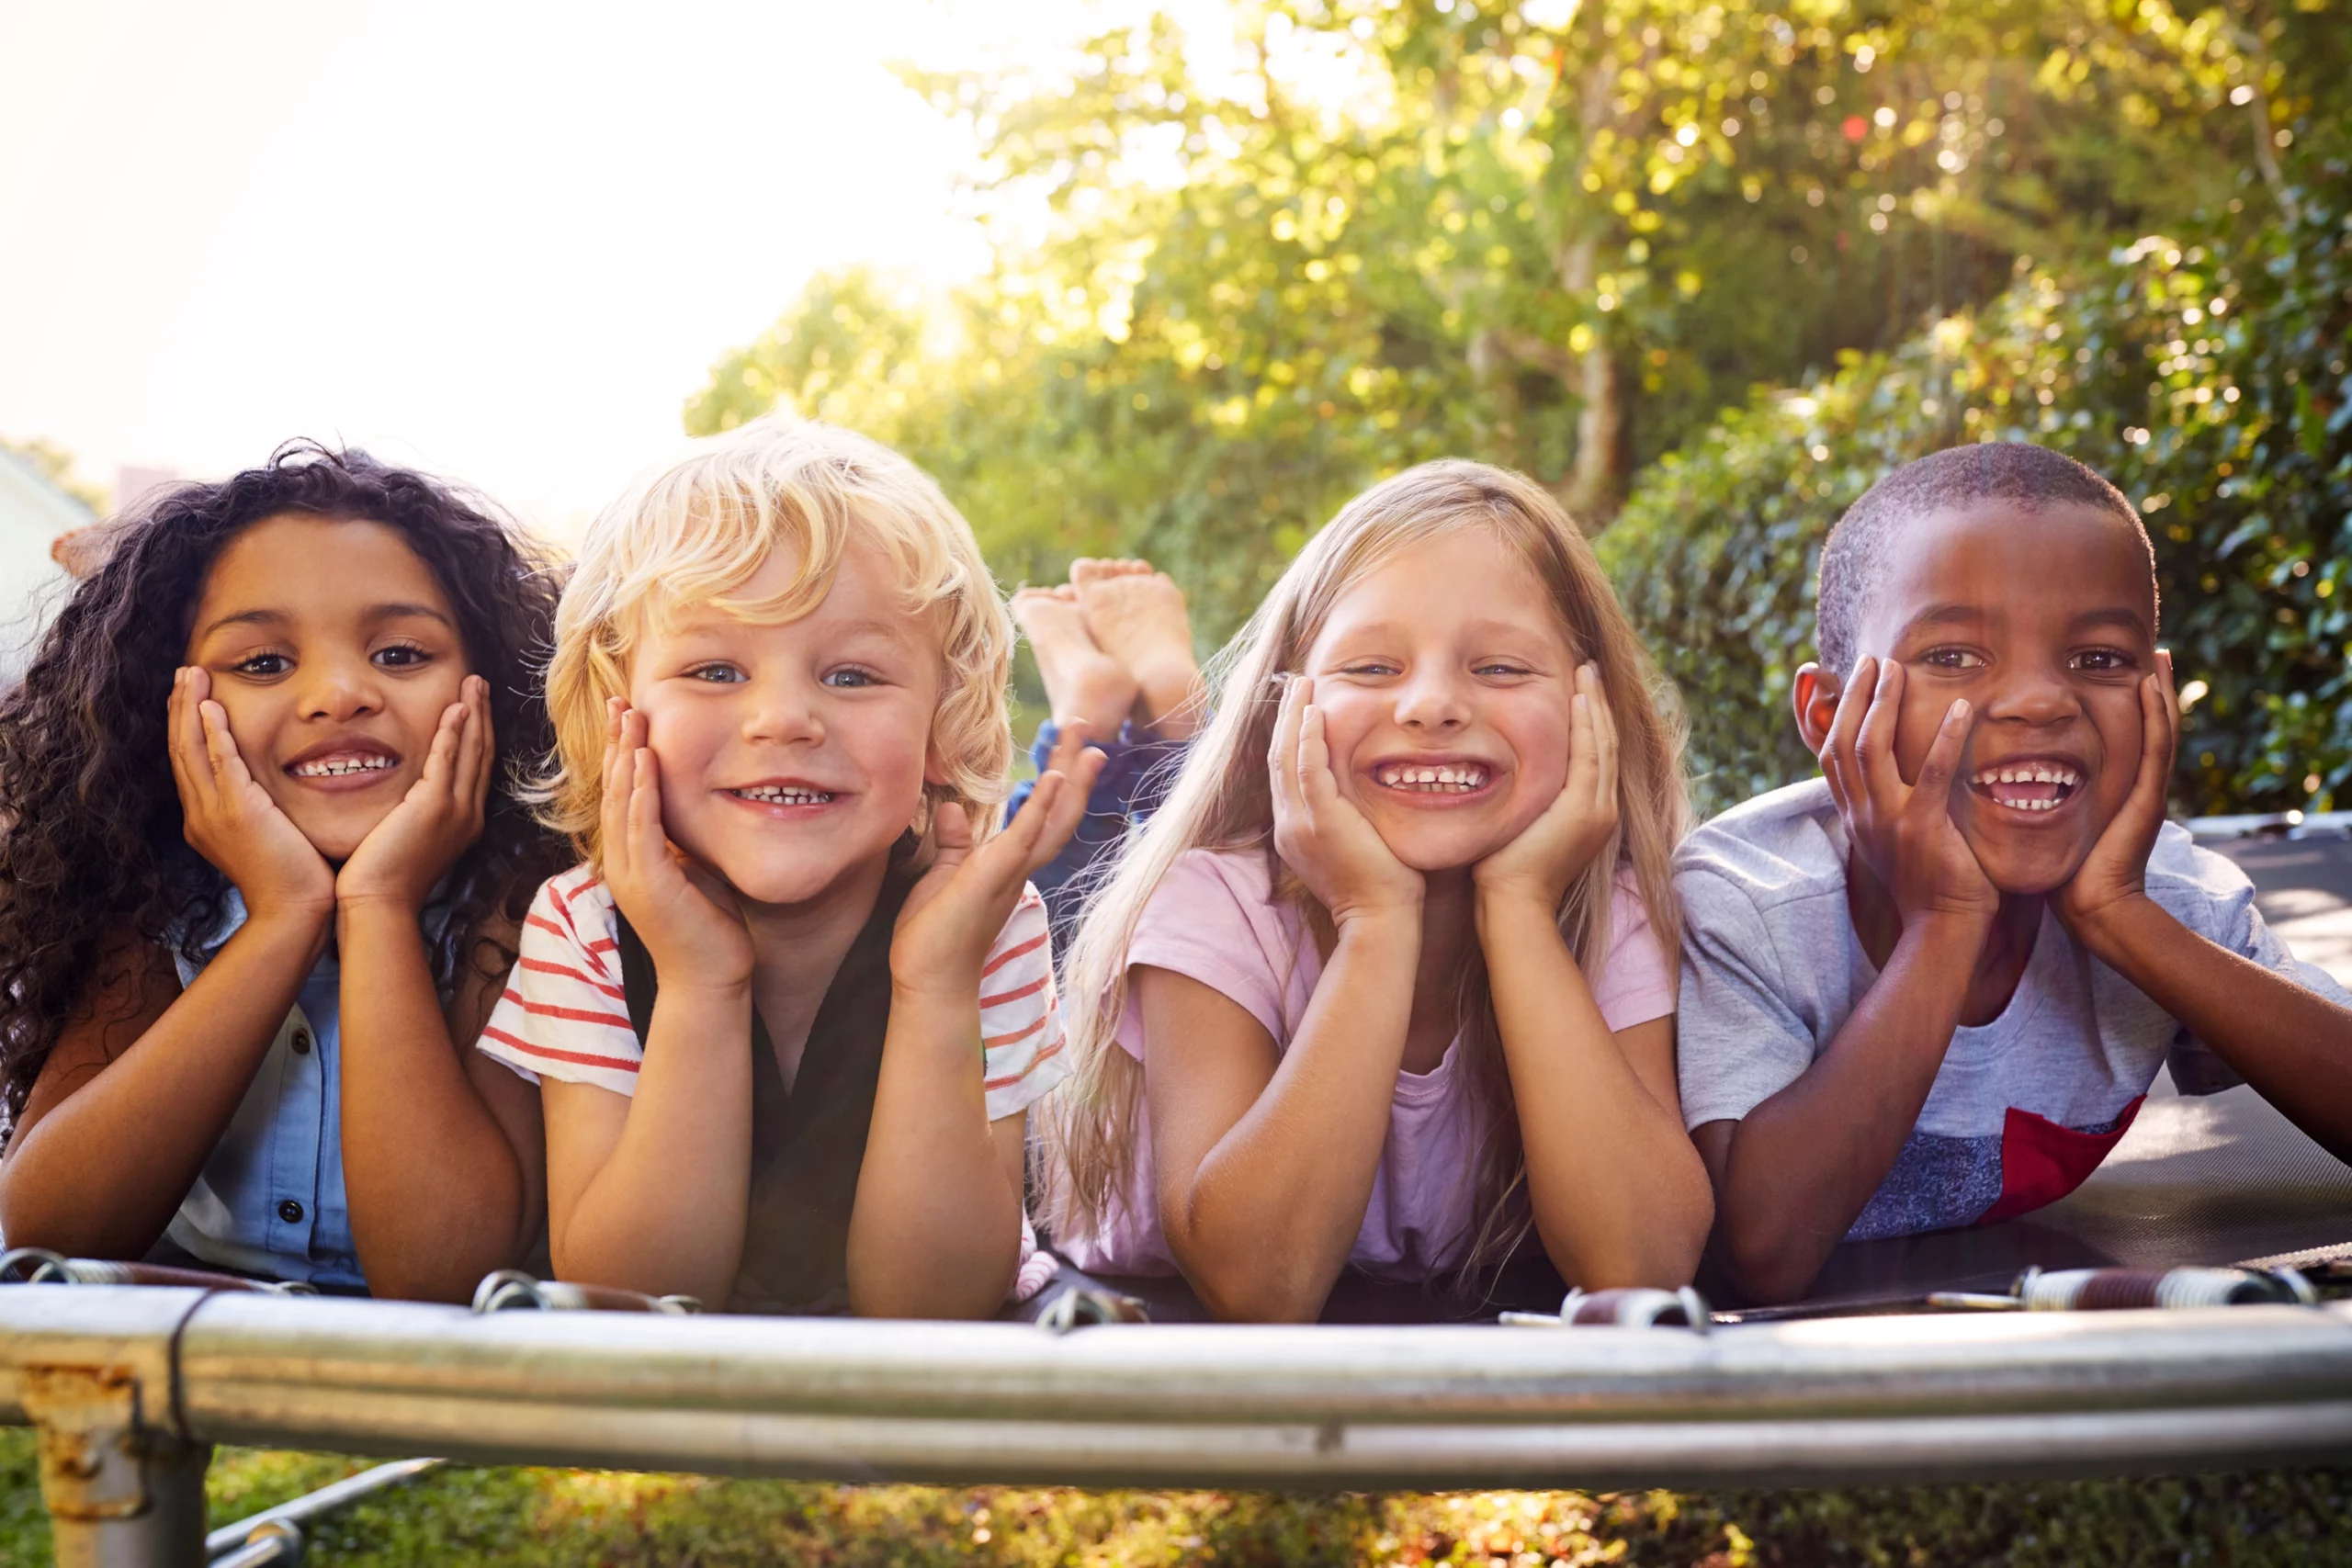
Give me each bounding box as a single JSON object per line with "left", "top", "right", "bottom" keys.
{"left": 232, "top": 651, "right": 291, "bottom": 678}
{"left": 821, "top": 666, "right": 879, "bottom": 689}
{"left": 1917, "top": 647, "right": 1987, "bottom": 671}
{"left": 1474, "top": 661, "right": 1532, "bottom": 678}
{"left": 685, "top": 662, "right": 747, "bottom": 683}
{"left": 2071, "top": 648, "right": 2138, "bottom": 673}
{"left": 372, "top": 642, "right": 432, "bottom": 670}
{"left": 1339, "top": 661, "right": 1400, "bottom": 678}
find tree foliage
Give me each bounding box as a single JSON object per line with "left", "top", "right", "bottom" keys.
{"left": 688, "top": 0, "right": 2349, "bottom": 807}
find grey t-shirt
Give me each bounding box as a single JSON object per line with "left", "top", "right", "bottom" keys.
{"left": 1675, "top": 777, "right": 2349, "bottom": 1241}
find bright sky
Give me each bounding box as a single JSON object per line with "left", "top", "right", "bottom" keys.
{"left": 0, "top": 0, "right": 1106, "bottom": 536}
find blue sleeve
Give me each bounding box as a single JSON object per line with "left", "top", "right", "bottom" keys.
{"left": 1010, "top": 719, "right": 1193, "bottom": 942}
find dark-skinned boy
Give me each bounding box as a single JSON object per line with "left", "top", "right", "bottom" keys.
{"left": 1676, "top": 445, "right": 2352, "bottom": 1305}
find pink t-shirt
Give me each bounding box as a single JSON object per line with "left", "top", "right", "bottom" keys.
{"left": 1056, "top": 846, "right": 1677, "bottom": 1279}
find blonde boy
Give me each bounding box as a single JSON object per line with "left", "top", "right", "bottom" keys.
{"left": 478, "top": 417, "right": 1100, "bottom": 1317}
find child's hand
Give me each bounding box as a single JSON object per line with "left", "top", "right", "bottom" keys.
{"left": 1473, "top": 663, "right": 1619, "bottom": 908}
{"left": 2055, "top": 650, "right": 2176, "bottom": 944}
{"left": 169, "top": 666, "right": 336, "bottom": 927}
{"left": 600, "top": 699, "right": 754, "bottom": 993}
{"left": 1821, "top": 656, "right": 1995, "bottom": 928}
{"left": 891, "top": 722, "right": 1106, "bottom": 998}
{"left": 1269, "top": 675, "right": 1423, "bottom": 925}
{"left": 336, "top": 675, "right": 492, "bottom": 912}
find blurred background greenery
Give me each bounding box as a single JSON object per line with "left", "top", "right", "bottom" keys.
{"left": 683, "top": 0, "right": 2348, "bottom": 817}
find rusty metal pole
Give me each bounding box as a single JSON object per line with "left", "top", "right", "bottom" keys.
{"left": 2, "top": 1288, "right": 209, "bottom": 1568}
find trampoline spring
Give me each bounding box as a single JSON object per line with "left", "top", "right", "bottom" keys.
{"left": 469, "top": 1269, "right": 701, "bottom": 1315}
{"left": 2001, "top": 1265, "right": 2321, "bottom": 1312}
{"left": 1035, "top": 1286, "right": 1152, "bottom": 1333}
{"left": 1501, "top": 1285, "right": 1713, "bottom": 1333}
{"left": 0, "top": 1247, "right": 315, "bottom": 1294}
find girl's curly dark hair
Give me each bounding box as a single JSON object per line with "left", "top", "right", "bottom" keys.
{"left": 0, "top": 442, "right": 569, "bottom": 1128}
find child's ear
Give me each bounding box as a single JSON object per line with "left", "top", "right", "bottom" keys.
{"left": 922, "top": 740, "right": 954, "bottom": 791}
{"left": 1792, "top": 662, "right": 1840, "bottom": 753}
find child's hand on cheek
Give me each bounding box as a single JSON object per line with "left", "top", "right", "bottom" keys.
{"left": 337, "top": 675, "right": 493, "bottom": 912}
{"left": 600, "top": 699, "right": 754, "bottom": 993}
{"left": 2055, "top": 649, "right": 2177, "bottom": 944}
{"left": 1822, "top": 656, "right": 1996, "bottom": 928}
{"left": 891, "top": 721, "right": 1107, "bottom": 998}
{"left": 169, "top": 666, "right": 336, "bottom": 930}
{"left": 1269, "top": 675, "right": 1423, "bottom": 926}
{"left": 1473, "top": 663, "right": 1619, "bottom": 908}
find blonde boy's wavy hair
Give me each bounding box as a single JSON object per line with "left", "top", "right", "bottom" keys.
{"left": 1038, "top": 459, "right": 1689, "bottom": 1280}
{"left": 533, "top": 415, "right": 1013, "bottom": 866}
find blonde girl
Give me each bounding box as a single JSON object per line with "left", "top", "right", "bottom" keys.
{"left": 1039, "top": 460, "right": 1709, "bottom": 1321}
{"left": 477, "top": 417, "right": 1100, "bottom": 1317}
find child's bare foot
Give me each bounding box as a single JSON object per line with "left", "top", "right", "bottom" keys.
{"left": 1012, "top": 585, "right": 1137, "bottom": 737}
{"left": 1071, "top": 558, "right": 1205, "bottom": 740}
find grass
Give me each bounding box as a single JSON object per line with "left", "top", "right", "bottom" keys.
{"left": 0, "top": 1430, "right": 2347, "bottom": 1566}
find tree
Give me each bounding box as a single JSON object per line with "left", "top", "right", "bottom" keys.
{"left": 692, "top": 0, "right": 2346, "bottom": 648}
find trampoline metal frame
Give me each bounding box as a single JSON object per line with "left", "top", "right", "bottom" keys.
{"left": 6, "top": 1286, "right": 2352, "bottom": 1565}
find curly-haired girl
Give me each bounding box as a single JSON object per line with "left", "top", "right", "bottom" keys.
{"left": 0, "top": 443, "right": 567, "bottom": 1301}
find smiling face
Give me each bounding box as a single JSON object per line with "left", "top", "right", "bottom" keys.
{"left": 1847, "top": 501, "right": 2158, "bottom": 895}
{"left": 184, "top": 513, "right": 470, "bottom": 860}
{"left": 627, "top": 539, "right": 944, "bottom": 908}
{"left": 1300, "top": 527, "right": 1579, "bottom": 874}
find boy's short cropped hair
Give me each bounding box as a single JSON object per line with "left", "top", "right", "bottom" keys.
{"left": 1814, "top": 443, "right": 2154, "bottom": 674}
{"left": 534, "top": 414, "right": 1014, "bottom": 864}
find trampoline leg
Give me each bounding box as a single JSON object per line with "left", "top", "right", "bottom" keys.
{"left": 20, "top": 1364, "right": 209, "bottom": 1567}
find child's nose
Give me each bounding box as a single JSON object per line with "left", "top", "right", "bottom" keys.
{"left": 740, "top": 673, "right": 826, "bottom": 745}
{"left": 1984, "top": 664, "right": 2080, "bottom": 727}
{"left": 299, "top": 653, "right": 383, "bottom": 721}
{"left": 1392, "top": 668, "right": 1471, "bottom": 731}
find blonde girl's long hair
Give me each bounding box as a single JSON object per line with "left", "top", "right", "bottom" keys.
{"left": 1036, "top": 459, "right": 1689, "bottom": 1279}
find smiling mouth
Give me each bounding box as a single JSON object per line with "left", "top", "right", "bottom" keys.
{"left": 287, "top": 751, "right": 399, "bottom": 781}
{"left": 1968, "top": 761, "right": 2084, "bottom": 814}
{"left": 728, "top": 784, "right": 837, "bottom": 806}
{"left": 1374, "top": 761, "right": 1491, "bottom": 795}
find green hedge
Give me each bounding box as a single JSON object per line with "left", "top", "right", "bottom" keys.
{"left": 1602, "top": 173, "right": 2352, "bottom": 819}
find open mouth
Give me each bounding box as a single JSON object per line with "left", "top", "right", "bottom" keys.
{"left": 1967, "top": 761, "right": 2083, "bottom": 815}
{"left": 727, "top": 784, "right": 837, "bottom": 807}
{"left": 286, "top": 750, "right": 400, "bottom": 782}
{"left": 1373, "top": 761, "right": 1491, "bottom": 795}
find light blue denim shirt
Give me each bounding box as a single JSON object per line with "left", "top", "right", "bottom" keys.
{"left": 165, "top": 887, "right": 450, "bottom": 1292}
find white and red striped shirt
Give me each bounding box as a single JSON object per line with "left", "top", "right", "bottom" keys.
{"left": 478, "top": 863, "right": 1070, "bottom": 1122}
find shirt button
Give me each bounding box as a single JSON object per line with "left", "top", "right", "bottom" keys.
{"left": 277, "top": 1200, "right": 305, "bottom": 1224}
{"left": 290, "top": 1029, "right": 312, "bottom": 1055}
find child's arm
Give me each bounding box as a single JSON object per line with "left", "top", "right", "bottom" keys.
{"left": 1695, "top": 659, "right": 1995, "bottom": 1303}
{"left": 337, "top": 678, "right": 546, "bottom": 1302}
{"left": 1143, "top": 677, "right": 1426, "bottom": 1323}
{"left": 2056, "top": 656, "right": 2352, "bottom": 1158}
{"left": 0, "top": 670, "right": 334, "bottom": 1258}
{"left": 541, "top": 705, "right": 760, "bottom": 1306}
{"left": 851, "top": 726, "right": 1104, "bottom": 1318}
{"left": 1473, "top": 665, "right": 1711, "bottom": 1289}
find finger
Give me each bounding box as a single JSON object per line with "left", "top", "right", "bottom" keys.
{"left": 1298, "top": 702, "right": 1341, "bottom": 815}
{"left": 630, "top": 748, "right": 665, "bottom": 866}
{"left": 2150, "top": 649, "right": 2179, "bottom": 774}
{"left": 1589, "top": 671, "right": 1621, "bottom": 818}
{"left": 2129, "top": 655, "right": 2176, "bottom": 815}
{"left": 167, "top": 669, "right": 206, "bottom": 809}
{"left": 198, "top": 700, "right": 251, "bottom": 793}
{"left": 930, "top": 798, "right": 976, "bottom": 877}
{"left": 458, "top": 675, "right": 494, "bottom": 808}
{"left": 1269, "top": 675, "right": 1308, "bottom": 822}
{"left": 1854, "top": 657, "right": 1906, "bottom": 802}
{"left": 1819, "top": 656, "right": 1874, "bottom": 800}
{"left": 1911, "top": 698, "right": 1973, "bottom": 813}
{"left": 420, "top": 701, "right": 466, "bottom": 795}
{"left": 1046, "top": 716, "right": 1095, "bottom": 781}
{"left": 602, "top": 730, "right": 636, "bottom": 880}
